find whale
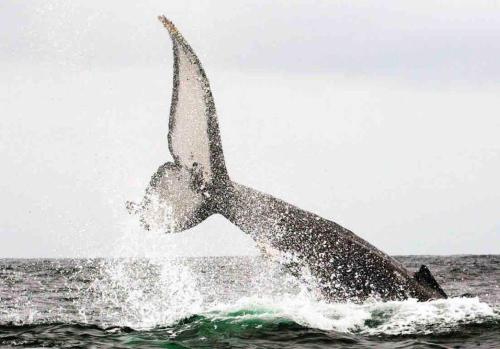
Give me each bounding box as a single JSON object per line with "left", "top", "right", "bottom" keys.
{"left": 127, "top": 16, "right": 448, "bottom": 302}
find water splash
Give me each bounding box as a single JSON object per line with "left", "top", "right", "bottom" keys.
{"left": 78, "top": 258, "right": 202, "bottom": 329}
{"left": 70, "top": 252, "right": 499, "bottom": 335}
{"left": 1, "top": 255, "right": 498, "bottom": 338}
{"left": 64, "top": 220, "right": 499, "bottom": 335}
{"left": 70, "top": 217, "right": 204, "bottom": 329}
{"left": 198, "top": 294, "right": 497, "bottom": 335}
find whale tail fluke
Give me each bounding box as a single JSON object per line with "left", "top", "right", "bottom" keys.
{"left": 158, "top": 15, "right": 229, "bottom": 187}
{"left": 126, "top": 17, "right": 449, "bottom": 302}
{"left": 126, "top": 16, "right": 230, "bottom": 233}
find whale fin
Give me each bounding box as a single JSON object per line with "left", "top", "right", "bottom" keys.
{"left": 127, "top": 17, "right": 229, "bottom": 233}
{"left": 159, "top": 16, "right": 228, "bottom": 186}
{"left": 414, "top": 265, "right": 447, "bottom": 299}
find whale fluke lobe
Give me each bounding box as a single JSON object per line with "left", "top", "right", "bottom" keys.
{"left": 158, "top": 15, "right": 228, "bottom": 186}
{"left": 126, "top": 16, "right": 228, "bottom": 234}
{"left": 128, "top": 17, "right": 448, "bottom": 302}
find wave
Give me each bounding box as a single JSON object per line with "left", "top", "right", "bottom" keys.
{"left": 2, "top": 257, "right": 498, "bottom": 339}
{"left": 70, "top": 258, "right": 498, "bottom": 335}
{"left": 3, "top": 296, "right": 498, "bottom": 337}
{"left": 199, "top": 296, "right": 499, "bottom": 336}
{"left": 1, "top": 297, "right": 499, "bottom": 349}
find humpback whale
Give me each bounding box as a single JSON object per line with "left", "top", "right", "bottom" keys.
{"left": 127, "top": 16, "right": 447, "bottom": 302}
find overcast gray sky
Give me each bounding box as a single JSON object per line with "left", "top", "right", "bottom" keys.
{"left": 1, "top": 1, "right": 499, "bottom": 257}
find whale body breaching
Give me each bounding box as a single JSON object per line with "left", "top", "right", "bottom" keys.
{"left": 127, "top": 16, "right": 447, "bottom": 302}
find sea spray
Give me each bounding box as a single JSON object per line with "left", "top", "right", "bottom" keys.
{"left": 69, "top": 255, "right": 498, "bottom": 335}
{"left": 78, "top": 258, "right": 202, "bottom": 329}
{"left": 1, "top": 257, "right": 499, "bottom": 348}
{"left": 197, "top": 293, "right": 497, "bottom": 335}
{"left": 73, "top": 218, "right": 203, "bottom": 329}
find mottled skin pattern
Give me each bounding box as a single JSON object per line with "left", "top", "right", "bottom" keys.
{"left": 128, "top": 16, "right": 447, "bottom": 303}
{"left": 221, "top": 183, "right": 445, "bottom": 301}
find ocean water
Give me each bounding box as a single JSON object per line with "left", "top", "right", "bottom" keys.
{"left": 0, "top": 255, "right": 499, "bottom": 348}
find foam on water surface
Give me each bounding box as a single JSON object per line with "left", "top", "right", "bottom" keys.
{"left": 204, "top": 295, "right": 496, "bottom": 335}
{"left": 68, "top": 256, "right": 498, "bottom": 336}
{"left": 1, "top": 255, "right": 499, "bottom": 349}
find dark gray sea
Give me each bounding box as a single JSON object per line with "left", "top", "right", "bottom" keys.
{"left": 0, "top": 255, "right": 499, "bottom": 348}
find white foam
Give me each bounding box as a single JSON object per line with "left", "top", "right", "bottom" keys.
{"left": 64, "top": 223, "right": 499, "bottom": 334}
{"left": 201, "top": 295, "right": 497, "bottom": 335}
{"left": 71, "top": 232, "right": 498, "bottom": 335}
{"left": 77, "top": 258, "right": 203, "bottom": 329}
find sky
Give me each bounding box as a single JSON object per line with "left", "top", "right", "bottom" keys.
{"left": 0, "top": 1, "right": 499, "bottom": 257}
